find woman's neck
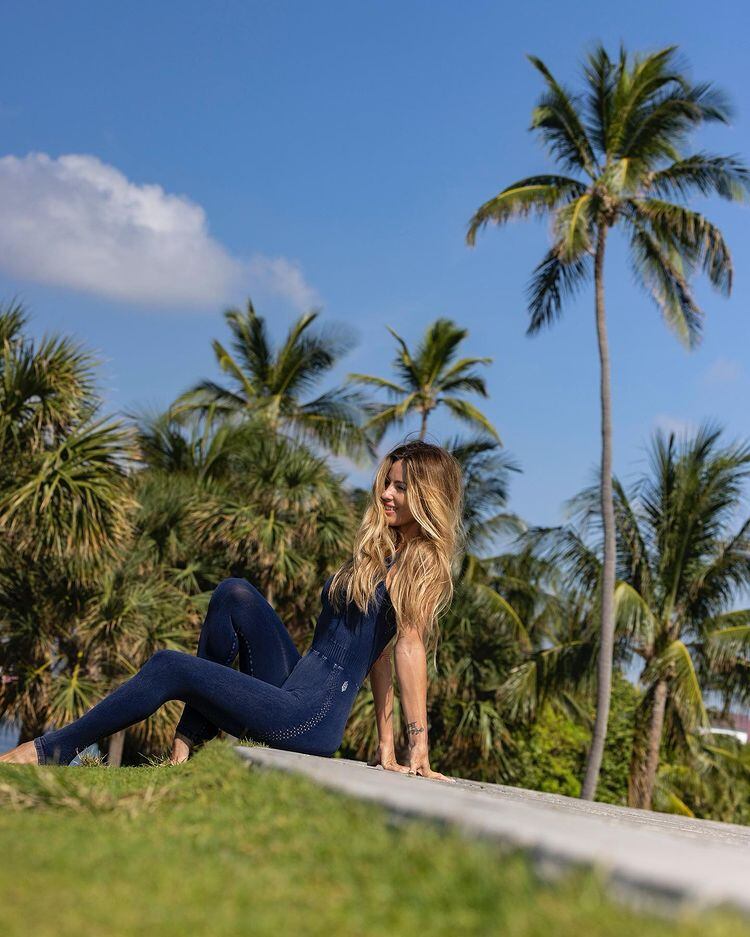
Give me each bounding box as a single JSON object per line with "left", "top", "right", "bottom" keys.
{"left": 397, "top": 520, "right": 420, "bottom": 542}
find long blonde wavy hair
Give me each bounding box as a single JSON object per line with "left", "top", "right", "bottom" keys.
{"left": 328, "top": 440, "right": 466, "bottom": 657}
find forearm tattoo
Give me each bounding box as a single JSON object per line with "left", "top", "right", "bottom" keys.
{"left": 407, "top": 721, "right": 425, "bottom": 737}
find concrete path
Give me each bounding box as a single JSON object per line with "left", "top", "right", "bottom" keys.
{"left": 234, "top": 745, "right": 750, "bottom": 917}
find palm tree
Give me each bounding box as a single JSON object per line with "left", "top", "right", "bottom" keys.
{"left": 77, "top": 542, "right": 201, "bottom": 764}
{"left": 655, "top": 733, "right": 750, "bottom": 823}
{"left": 613, "top": 427, "right": 750, "bottom": 809}
{"left": 0, "top": 302, "right": 134, "bottom": 573}
{"left": 129, "top": 410, "right": 244, "bottom": 576}
{"left": 466, "top": 45, "right": 749, "bottom": 799}
{"left": 172, "top": 298, "right": 375, "bottom": 464}
{"left": 0, "top": 302, "right": 137, "bottom": 742}
{"left": 538, "top": 425, "right": 750, "bottom": 810}
{"left": 0, "top": 300, "right": 97, "bottom": 454}
{"left": 347, "top": 318, "right": 500, "bottom": 443}
{"left": 191, "top": 428, "right": 353, "bottom": 615}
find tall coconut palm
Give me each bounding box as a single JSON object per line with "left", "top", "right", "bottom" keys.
{"left": 539, "top": 424, "right": 750, "bottom": 809}
{"left": 466, "top": 45, "right": 749, "bottom": 799}
{"left": 347, "top": 318, "right": 500, "bottom": 443}
{"left": 172, "top": 298, "right": 375, "bottom": 464}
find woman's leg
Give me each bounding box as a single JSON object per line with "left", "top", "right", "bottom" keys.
{"left": 34, "top": 578, "right": 302, "bottom": 766}
{"left": 173, "top": 577, "right": 301, "bottom": 749}
{"left": 34, "top": 647, "right": 309, "bottom": 766}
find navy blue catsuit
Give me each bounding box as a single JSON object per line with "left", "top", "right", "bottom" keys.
{"left": 33, "top": 562, "right": 397, "bottom": 766}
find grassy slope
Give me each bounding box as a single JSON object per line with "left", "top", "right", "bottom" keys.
{"left": 0, "top": 739, "right": 748, "bottom": 937}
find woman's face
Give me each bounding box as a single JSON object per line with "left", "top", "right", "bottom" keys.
{"left": 381, "top": 459, "right": 415, "bottom": 528}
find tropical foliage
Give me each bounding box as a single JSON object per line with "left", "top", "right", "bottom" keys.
{"left": 1, "top": 299, "right": 749, "bottom": 820}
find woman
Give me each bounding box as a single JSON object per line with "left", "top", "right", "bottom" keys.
{"left": 1, "top": 441, "right": 463, "bottom": 782}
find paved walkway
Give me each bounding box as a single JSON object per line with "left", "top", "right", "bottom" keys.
{"left": 234, "top": 745, "right": 750, "bottom": 917}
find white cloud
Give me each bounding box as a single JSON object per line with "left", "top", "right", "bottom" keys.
{"left": 0, "top": 152, "right": 317, "bottom": 310}
{"left": 653, "top": 414, "right": 699, "bottom": 437}
{"left": 703, "top": 357, "right": 742, "bottom": 385}
{"left": 247, "top": 255, "right": 320, "bottom": 311}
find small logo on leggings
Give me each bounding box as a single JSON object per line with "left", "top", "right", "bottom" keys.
{"left": 341, "top": 681, "right": 348, "bottom": 692}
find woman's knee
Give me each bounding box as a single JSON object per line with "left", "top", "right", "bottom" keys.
{"left": 147, "top": 648, "right": 185, "bottom": 670}
{"left": 212, "top": 577, "right": 258, "bottom": 606}
{"left": 141, "top": 649, "right": 194, "bottom": 703}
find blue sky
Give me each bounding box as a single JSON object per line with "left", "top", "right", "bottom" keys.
{"left": 2, "top": 0, "right": 750, "bottom": 527}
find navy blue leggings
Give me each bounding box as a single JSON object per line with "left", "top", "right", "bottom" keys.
{"left": 33, "top": 578, "right": 343, "bottom": 766}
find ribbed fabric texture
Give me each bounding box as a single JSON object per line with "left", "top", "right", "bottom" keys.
{"left": 315, "top": 639, "right": 351, "bottom": 668}
{"left": 316, "top": 560, "right": 395, "bottom": 670}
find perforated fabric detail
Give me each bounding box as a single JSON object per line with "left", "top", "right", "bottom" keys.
{"left": 261, "top": 679, "right": 339, "bottom": 741}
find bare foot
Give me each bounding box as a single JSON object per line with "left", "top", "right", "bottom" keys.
{"left": 0, "top": 740, "right": 40, "bottom": 765}
{"left": 168, "top": 736, "right": 191, "bottom": 765}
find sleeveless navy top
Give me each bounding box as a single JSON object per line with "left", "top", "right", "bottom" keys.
{"left": 308, "top": 557, "right": 398, "bottom": 687}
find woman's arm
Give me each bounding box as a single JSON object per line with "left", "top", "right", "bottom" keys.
{"left": 369, "top": 645, "right": 395, "bottom": 750}
{"left": 393, "top": 628, "right": 455, "bottom": 782}
{"left": 368, "top": 644, "right": 410, "bottom": 773}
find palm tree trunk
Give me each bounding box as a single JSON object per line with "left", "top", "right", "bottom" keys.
{"left": 629, "top": 679, "right": 668, "bottom": 810}
{"left": 17, "top": 715, "right": 45, "bottom": 744}
{"left": 107, "top": 729, "right": 126, "bottom": 767}
{"left": 581, "top": 225, "right": 616, "bottom": 802}
{"left": 627, "top": 709, "right": 648, "bottom": 807}
{"left": 419, "top": 408, "right": 428, "bottom": 441}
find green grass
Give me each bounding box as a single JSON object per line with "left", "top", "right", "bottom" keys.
{"left": 0, "top": 739, "right": 748, "bottom": 937}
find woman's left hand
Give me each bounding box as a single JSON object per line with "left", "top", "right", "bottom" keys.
{"left": 408, "top": 749, "right": 457, "bottom": 783}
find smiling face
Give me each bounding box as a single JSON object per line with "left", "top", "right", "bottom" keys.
{"left": 381, "top": 459, "right": 416, "bottom": 531}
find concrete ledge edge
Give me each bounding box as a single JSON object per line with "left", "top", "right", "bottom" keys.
{"left": 234, "top": 744, "right": 750, "bottom": 919}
